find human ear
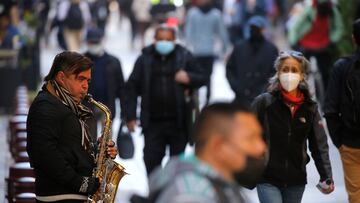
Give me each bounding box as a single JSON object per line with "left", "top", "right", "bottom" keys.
{"left": 55, "top": 71, "right": 65, "bottom": 85}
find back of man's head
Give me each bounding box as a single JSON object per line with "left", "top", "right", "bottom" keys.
{"left": 353, "top": 19, "right": 360, "bottom": 47}
{"left": 193, "top": 103, "right": 250, "bottom": 154}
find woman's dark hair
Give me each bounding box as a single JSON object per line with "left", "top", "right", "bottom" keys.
{"left": 353, "top": 19, "right": 360, "bottom": 46}
{"left": 44, "top": 51, "right": 93, "bottom": 81}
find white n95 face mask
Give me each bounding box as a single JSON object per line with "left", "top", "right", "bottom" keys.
{"left": 88, "top": 44, "right": 104, "bottom": 56}
{"left": 279, "top": 73, "right": 301, "bottom": 92}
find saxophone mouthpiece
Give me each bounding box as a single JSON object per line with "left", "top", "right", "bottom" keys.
{"left": 84, "top": 94, "right": 93, "bottom": 103}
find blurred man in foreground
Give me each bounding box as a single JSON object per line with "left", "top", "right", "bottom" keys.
{"left": 145, "top": 103, "right": 266, "bottom": 203}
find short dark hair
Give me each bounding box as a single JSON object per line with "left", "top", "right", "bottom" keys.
{"left": 44, "top": 51, "right": 93, "bottom": 81}
{"left": 154, "top": 24, "right": 176, "bottom": 39}
{"left": 193, "top": 103, "right": 252, "bottom": 154}
{"left": 353, "top": 19, "right": 360, "bottom": 46}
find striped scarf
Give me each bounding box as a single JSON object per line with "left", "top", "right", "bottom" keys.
{"left": 44, "top": 80, "right": 94, "bottom": 153}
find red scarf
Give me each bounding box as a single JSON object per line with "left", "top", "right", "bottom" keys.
{"left": 281, "top": 89, "right": 305, "bottom": 117}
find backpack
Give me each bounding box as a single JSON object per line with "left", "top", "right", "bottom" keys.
{"left": 344, "top": 56, "right": 360, "bottom": 125}
{"left": 64, "top": 2, "right": 84, "bottom": 30}
{"left": 130, "top": 177, "right": 229, "bottom": 203}
{"left": 129, "top": 161, "right": 234, "bottom": 203}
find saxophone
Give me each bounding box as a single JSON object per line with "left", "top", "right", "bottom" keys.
{"left": 85, "top": 94, "right": 127, "bottom": 203}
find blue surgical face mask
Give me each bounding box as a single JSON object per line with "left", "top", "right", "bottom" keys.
{"left": 155, "top": 40, "right": 175, "bottom": 55}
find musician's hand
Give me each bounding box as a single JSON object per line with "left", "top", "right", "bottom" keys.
{"left": 106, "top": 140, "right": 117, "bottom": 159}
{"left": 127, "top": 120, "right": 136, "bottom": 132}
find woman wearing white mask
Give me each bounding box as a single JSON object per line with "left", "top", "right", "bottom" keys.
{"left": 251, "top": 50, "right": 334, "bottom": 203}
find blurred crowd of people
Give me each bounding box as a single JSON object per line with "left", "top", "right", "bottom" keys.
{"left": 3, "top": 0, "right": 360, "bottom": 202}
{"left": 0, "top": 0, "right": 358, "bottom": 98}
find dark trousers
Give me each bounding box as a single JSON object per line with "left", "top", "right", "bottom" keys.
{"left": 302, "top": 47, "right": 333, "bottom": 89}
{"left": 195, "top": 56, "right": 214, "bottom": 105}
{"left": 143, "top": 120, "right": 187, "bottom": 175}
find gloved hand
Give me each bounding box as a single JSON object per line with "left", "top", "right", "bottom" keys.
{"left": 79, "top": 177, "right": 100, "bottom": 195}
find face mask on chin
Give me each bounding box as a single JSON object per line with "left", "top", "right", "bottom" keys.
{"left": 279, "top": 73, "right": 301, "bottom": 92}
{"left": 88, "top": 43, "right": 104, "bottom": 56}
{"left": 155, "top": 40, "right": 175, "bottom": 55}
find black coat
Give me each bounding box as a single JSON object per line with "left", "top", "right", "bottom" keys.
{"left": 27, "top": 90, "right": 95, "bottom": 198}
{"left": 226, "top": 38, "right": 278, "bottom": 106}
{"left": 252, "top": 91, "right": 332, "bottom": 187}
{"left": 324, "top": 49, "right": 360, "bottom": 148}
{"left": 124, "top": 44, "right": 206, "bottom": 129}
{"left": 85, "top": 52, "right": 125, "bottom": 119}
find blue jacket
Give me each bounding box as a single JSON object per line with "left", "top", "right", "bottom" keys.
{"left": 85, "top": 52, "right": 125, "bottom": 119}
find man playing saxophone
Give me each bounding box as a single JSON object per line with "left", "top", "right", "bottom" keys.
{"left": 27, "top": 51, "right": 118, "bottom": 203}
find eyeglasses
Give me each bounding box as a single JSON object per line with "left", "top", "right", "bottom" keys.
{"left": 279, "top": 50, "right": 304, "bottom": 60}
